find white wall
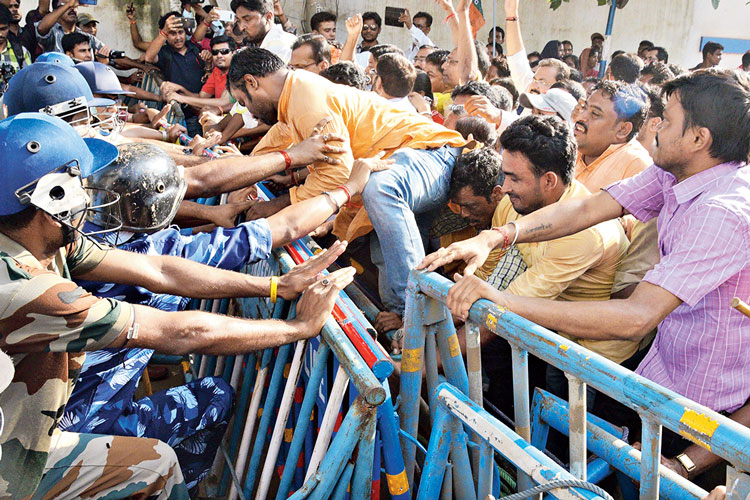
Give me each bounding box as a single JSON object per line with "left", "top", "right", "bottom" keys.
{"left": 16, "top": 0, "right": 749, "bottom": 70}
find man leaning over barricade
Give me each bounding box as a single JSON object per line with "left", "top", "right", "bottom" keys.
{"left": 420, "top": 68, "right": 750, "bottom": 489}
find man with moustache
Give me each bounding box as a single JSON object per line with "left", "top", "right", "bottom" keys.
{"left": 35, "top": 0, "right": 110, "bottom": 55}
{"left": 573, "top": 80, "right": 652, "bottom": 193}
{"left": 420, "top": 70, "right": 750, "bottom": 478}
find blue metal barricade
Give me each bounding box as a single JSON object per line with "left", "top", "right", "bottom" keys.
{"left": 401, "top": 269, "right": 750, "bottom": 500}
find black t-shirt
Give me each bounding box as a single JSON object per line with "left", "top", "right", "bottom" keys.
{"left": 157, "top": 41, "right": 204, "bottom": 94}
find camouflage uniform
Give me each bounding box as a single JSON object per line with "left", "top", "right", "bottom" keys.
{"left": 61, "top": 221, "right": 274, "bottom": 488}
{"left": 0, "top": 232, "right": 189, "bottom": 499}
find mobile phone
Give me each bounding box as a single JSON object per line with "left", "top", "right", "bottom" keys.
{"left": 78, "top": 0, "right": 97, "bottom": 5}
{"left": 126, "top": 2, "right": 135, "bottom": 14}
{"left": 384, "top": 6, "right": 405, "bottom": 28}
{"left": 216, "top": 9, "right": 235, "bottom": 23}
{"left": 180, "top": 17, "right": 197, "bottom": 32}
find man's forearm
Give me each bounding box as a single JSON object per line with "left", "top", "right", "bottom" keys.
{"left": 502, "top": 190, "right": 623, "bottom": 246}
{"left": 268, "top": 187, "right": 349, "bottom": 247}
{"left": 129, "top": 305, "right": 312, "bottom": 355}
{"left": 505, "top": 4, "right": 523, "bottom": 56}
{"left": 175, "top": 93, "right": 229, "bottom": 109}
{"left": 144, "top": 33, "right": 166, "bottom": 62}
{"left": 36, "top": 5, "right": 65, "bottom": 36}
{"left": 455, "top": 8, "right": 478, "bottom": 83}
{"left": 184, "top": 151, "right": 288, "bottom": 198}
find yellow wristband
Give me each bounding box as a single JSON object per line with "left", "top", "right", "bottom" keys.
{"left": 270, "top": 276, "right": 279, "bottom": 303}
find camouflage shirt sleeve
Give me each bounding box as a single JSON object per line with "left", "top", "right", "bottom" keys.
{"left": 66, "top": 236, "right": 111, "bottom": 276}
{"left": 0, "top": 254, "right": 133, "bottom": 354}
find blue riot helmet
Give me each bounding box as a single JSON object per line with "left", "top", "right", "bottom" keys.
{"left": 35, "top": 51, "right": 76, "bottom": 67}
{"left": 75, "top": 61, "right": 135, "bottom": 135}
{"left": 3, "top": 62, "right": 114, "bottom": 134}
{"left": 0, "top": 113, "right": 122, "bottom": 239}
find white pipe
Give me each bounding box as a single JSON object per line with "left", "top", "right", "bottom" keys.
{"left": 304, "top": 365, "right": 349, "bottom": 481}
{"left": 228, "top": 360, "right": 270, "bottom": 500}
{"left": 255, "top": 340, "right": 307, "bottom": 500}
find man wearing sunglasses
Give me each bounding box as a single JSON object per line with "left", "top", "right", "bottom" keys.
{"left": 356, "top": 11, "right": 380, "bottom": 54}
{"left": 161, "top": 34, "right": 235, "bottom": 111}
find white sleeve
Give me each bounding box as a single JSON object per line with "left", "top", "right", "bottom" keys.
{"left": 508, "top": 49, "right": 534, "bottom": 94}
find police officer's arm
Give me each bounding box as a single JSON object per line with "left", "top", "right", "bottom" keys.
{"left": 75, "top": 240, "right": 349, "bottom": 301}
{"left": 182, "top": 124, "right": 346, "bottom": 199}
{"left": 117, "top": 266, "right": 356, "bottom": 355}
{"left": 267, "top": 156, "right": 392, "bottom": 248}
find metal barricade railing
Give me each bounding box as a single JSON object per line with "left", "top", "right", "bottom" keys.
{"left": 181, "top": 188, "right": 408, "bottom": 499}
{"left": 401, "top": 269, "right": 750, "bottom": 500}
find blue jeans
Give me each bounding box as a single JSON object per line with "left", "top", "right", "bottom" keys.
{"left": 363, "top": 146, "right": 462, "bottom": 315}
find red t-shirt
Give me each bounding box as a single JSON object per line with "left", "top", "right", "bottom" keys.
{"left": 201, "top": 66, "right": 228, "bottom": 97}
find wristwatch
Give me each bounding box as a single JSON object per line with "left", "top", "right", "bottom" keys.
{"left": 674, "top": 453, "right": 696, "bottom": 476}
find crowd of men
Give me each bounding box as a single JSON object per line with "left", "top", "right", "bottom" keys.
{"left": 0, "top": 0, "right": 746, "bottom": 498}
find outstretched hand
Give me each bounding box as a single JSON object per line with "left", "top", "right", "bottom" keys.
{"left": 344, "top": 153, "right": 393, "bottom": 195}
{"left": 446, "top": 271, "right": 501, "bottom": 321}
{"left": 287, "top": 118, "right": 347, "bottom": 167}
{"left": 345, "top": 14, "right": 363, "bottom": 38}
{"left": 295, "top": 265, "right": 357, "bottom": 338}
{"left": 278, "top": 240, "right": 349, "bottom": 300}
{"left": 418, "top": 231, "right": 496, "bottom": 276}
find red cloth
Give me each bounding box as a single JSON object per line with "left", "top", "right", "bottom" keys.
{"left": 201, "top": 66, "right": 227, "bottom": 97}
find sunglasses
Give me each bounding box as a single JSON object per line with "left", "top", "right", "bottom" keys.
{"left": 212, "top": 48, "right": 232, "bottom": 55}
{"left": 361, "top": 25, "right": 378, "bottom": 31}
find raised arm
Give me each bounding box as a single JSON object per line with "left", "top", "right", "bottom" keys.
{"left": 145, "top": 15, "right": 182, "bottom": 63}
{"left": 434, "top": 0, "right": 460, "bottom": 46}
{"left": 340, "top": 14, "right": 362, "bottom": 63}
{"left": 455, "top": 0, "right": 479, "bottom": 84}
{"left": 419, "top": 189, "right": 624, "bottom": 275}
{"left": 126, "top": 3, "right": 150, "bottom": 51}
{"left": 36, "top": 0, "right": 75, "bottom": 36}
{"left": 504, "top": 0, "right": 534, "bottom": 93}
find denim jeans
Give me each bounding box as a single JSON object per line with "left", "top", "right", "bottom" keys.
{"left": 363, "top": 146, "right": 462, "bottom": 315}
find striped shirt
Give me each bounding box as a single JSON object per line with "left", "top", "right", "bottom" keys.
{"left": 606, "top": 162, "right": 750, "bottom": 412}
{"left": 0, "top": 43, "right": 31, "bottom": 71}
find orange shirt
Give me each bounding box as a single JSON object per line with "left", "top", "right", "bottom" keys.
{"left": 275, "top": 70, "right": 467, "bottom": 241}
{"left": 574, "top": 138, "right": 652, "bottom": 193}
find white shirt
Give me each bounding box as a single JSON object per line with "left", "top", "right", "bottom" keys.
{"left": 387, "top": 96, "right": 417, "bottom": 113}
{"left": 406, "top": 25, "right": 434, "bottom": 61}
{"left": 507, "top": 49, "right": 535, "bottom": 94}
{"left": 260, "top": 23, "right": 296, "bottom": 64}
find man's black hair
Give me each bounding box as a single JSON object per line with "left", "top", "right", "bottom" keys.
{"left": 609, "top": 53, "right": 644, "bottom": 84}
{"left": 210, "top": 34, "right": 236, "bottom": 50}
{"left": 742, "top": 50, "right": 750, "bottom": 70}
{"left": 668, "top": 63, "right": 686, "bottom": 76}
{"left": 500, "top": 115, "right": 577, "bottom": 185}
{"left": 412, "top": 71, "right": 433, "bottom": 102}
{"left": 292, "top": 33, "right": 331, "bottom": 64}
{"left": 158, "top": 11, "right": 182, "bottom": 30}
{"left": 362, "top": 11, "right": 381, "bottom": 27}
{"left": 62, "top": 32, "right": 90, "bottom": 54}
{"left": 650, "top": 46, "right": 669, "bottom": 63}
{"left": 0, "top": 4, "right": 11, "bottom": 26}
{"left": 592, "top": 80, "right": 647, "bottom": 141}
{"left": 563, "top": 54, "right": 579, "bottom": 71}
{"left": 583, "top": 76, "right": 601, "bottom": 86}
{"left": 551, "top": 79, "right": 586, "bottom": 101}
{"left": 702, "top": 41, "right": 724, "bottom": 60}
{"left": 320, "top": 61, "right": 367, "bottom": 90}
{"left": 368, "top": 44, "right": 403, "bottom": 60}
{"left": 413, "top": 11, "right": 432, "bottom": 27}
{"left": 663, "top": 69, "right": 750, "bottom": 163}
{"left": 230, "top": 0, "right": 272, "bottom": 14}
{"left": 641, "top": 62, "right": 674, "bottom": 85}
{"left": 641, "top": 83, "right": 664, "bottom": 119}
{"left": 611, "top": 49, "right": 625, "bottom": 60}
{"left": 451, "top": 80, "right": 505, "bottom": 110}
{"left": 376, "top": 53, "right": 416, "bottom": 98}
{"left": 0, "top": 206, "right": 37, "bottom": 232}
{"left": 489, "top": 56, "right": 510, "bottom": 78}
{"left": 310, "top": 11, "right": 336, "bottom": 32}
{"left": 569, "top": 68, "right": 583, "bottom": 82}
{"left": 227, "top": 47, "right": 285, "bottom": 87}
{"left": 449, "top": 148, "right": 503, "bottom": 202}
{"left": 487, "top": 42, "right": 503, "bottom": 56}
{"left": 489, "top": 26, "right": 505, "bottom": 39}
{"left": 425, "top": 49, "right": 449, "bottom": 69}
{"left": 492, "top": 77, "right": 518, "bottom": 109}
{"left": 561, "top": 39, "right": 572, "bottom": 48}
{"left": 475, "top": 39, "right": 490, "bottom": 78}
{"left": 638, "top": 39, "right": 654, "bottom": 49}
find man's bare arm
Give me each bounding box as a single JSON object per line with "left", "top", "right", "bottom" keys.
{"left": 420, "top": 190, "right": 624, "bottom": 275}
{"left": 119, "top": 266, "right": 355, "bottom": 355}
{"left": 455, "top": 0, "right": 479, "bottom": 84}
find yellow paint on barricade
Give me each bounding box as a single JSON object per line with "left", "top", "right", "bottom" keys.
{"left": 401, "top": 348, "right": 423, "bottom": 373}
{"left": 387, "top": 470, "right": 409, "bottom": 494}
{"left": 679, "top": 409, "right": 719, "bottom": 449}
{"left": 447, "top": 334, "right": 461, "bottom": 358}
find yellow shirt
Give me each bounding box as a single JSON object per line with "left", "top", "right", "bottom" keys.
{"left": 575, "top": 138, "right": 652, "bottom": 193}
{"left": 492, "top": 180, "right": 636, "bottom": 363}
{"left": 275, "top": 70, "right": 467, "bottom": 241}
{"left": 434, "top": 92, "right": 452, "bottom": 116}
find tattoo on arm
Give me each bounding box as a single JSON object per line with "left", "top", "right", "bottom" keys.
{"left": 525, "top": 223, "right": 551, "bottom": 235}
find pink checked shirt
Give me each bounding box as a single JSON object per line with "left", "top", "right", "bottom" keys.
{"left": 606, "top": 162, "right": 750, "bottom": 413}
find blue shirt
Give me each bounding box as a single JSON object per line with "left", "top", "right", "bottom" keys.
{"left": 157, "top": 41, "right": 205, "bottom": 94}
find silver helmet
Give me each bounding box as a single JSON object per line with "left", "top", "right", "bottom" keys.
{"left": 85, "top": 143, "right": 187, "bottom": 233}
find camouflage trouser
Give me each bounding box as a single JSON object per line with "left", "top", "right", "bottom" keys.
{"left": 30, "top": 430, "right": 189, "bottom": 499}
